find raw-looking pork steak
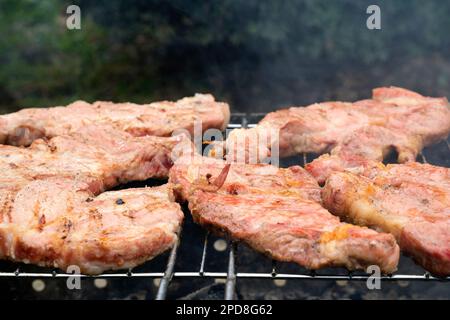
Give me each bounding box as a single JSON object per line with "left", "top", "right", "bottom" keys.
{"left": 322, "top": 162, "right": 450, "bottom": 276}
{"left": 169, "top": 155, "right": 399, "bottom": 273}
{"left": 209, "top": 87, "right": 450, "bottom": 183}
{"left": 0, "top": 94, "right": 230, "bottom": 146}
{"left": 0, "top": 125, "right": 190, "bottom": 273}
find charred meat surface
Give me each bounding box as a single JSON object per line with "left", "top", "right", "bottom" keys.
{"left": 210, "top": 87, "right": 450, "bottom": 183}
{"left": 169, "top": 155, "right": 399, "bottom": 273}
{"left": 0, "top": 94, "right": 230, "bottom": 146}
{"left": 322, "top": 162, "right": 450, "bottom": 276}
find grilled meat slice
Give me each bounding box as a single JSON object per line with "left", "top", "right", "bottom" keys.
{"left": 322, "top": 162, "right": 450, "bottom": 276}
{"left": 170, "top": 154, "right": 322, "bottom": 203}
{"left": 170, "top": 155, "right": 399, "bottom": 273}
{"left": 0, "top": 125, "right": 190, "bottom": 273}
{"left": 306, "top": 87, "right": 450, "bottom": 183}
{"left": 209, "top": 87, "right": 450, "bottom": 183}
{"left": 0, "top": 124, "right": 191, "bottom": 187}
{"left": 0, "top": 94, "right": 230, "bottom": 146}
{"left": 0, "top": 180, "right": 183, "bottom": 274}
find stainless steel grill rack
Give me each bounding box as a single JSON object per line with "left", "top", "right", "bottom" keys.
{"left": 0, "top": 113, "right": 449, "bottom": 300}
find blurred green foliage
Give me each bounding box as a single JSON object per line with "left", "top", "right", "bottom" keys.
{"left": 0, "top": 0, "right": 449, "bottom": 112}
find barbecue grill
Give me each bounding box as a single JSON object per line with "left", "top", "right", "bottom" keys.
{"left": 0, "top": 113, "right": 449, "bottom": 300}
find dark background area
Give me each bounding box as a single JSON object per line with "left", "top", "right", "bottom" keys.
{"left": 0, "top": 0, "right": 449, "bottom": 300}
{"left": 0, "top": 0, "right": 450, "bottom": 113}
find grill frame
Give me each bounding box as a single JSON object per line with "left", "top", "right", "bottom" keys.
{"left": 0, "top": 113, "right": 449, "bottom": 300}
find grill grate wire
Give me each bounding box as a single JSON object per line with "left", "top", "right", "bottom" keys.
{"left": 0, "top": 113, "right": 449, "bottom": 300}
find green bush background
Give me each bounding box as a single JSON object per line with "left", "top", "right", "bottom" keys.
{"left": 1, "top": 0, "right": 449, "bottom": 113}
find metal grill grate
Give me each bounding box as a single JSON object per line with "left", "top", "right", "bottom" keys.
{"left": 0, "top": 113, "right": 449, "bottom": 300}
